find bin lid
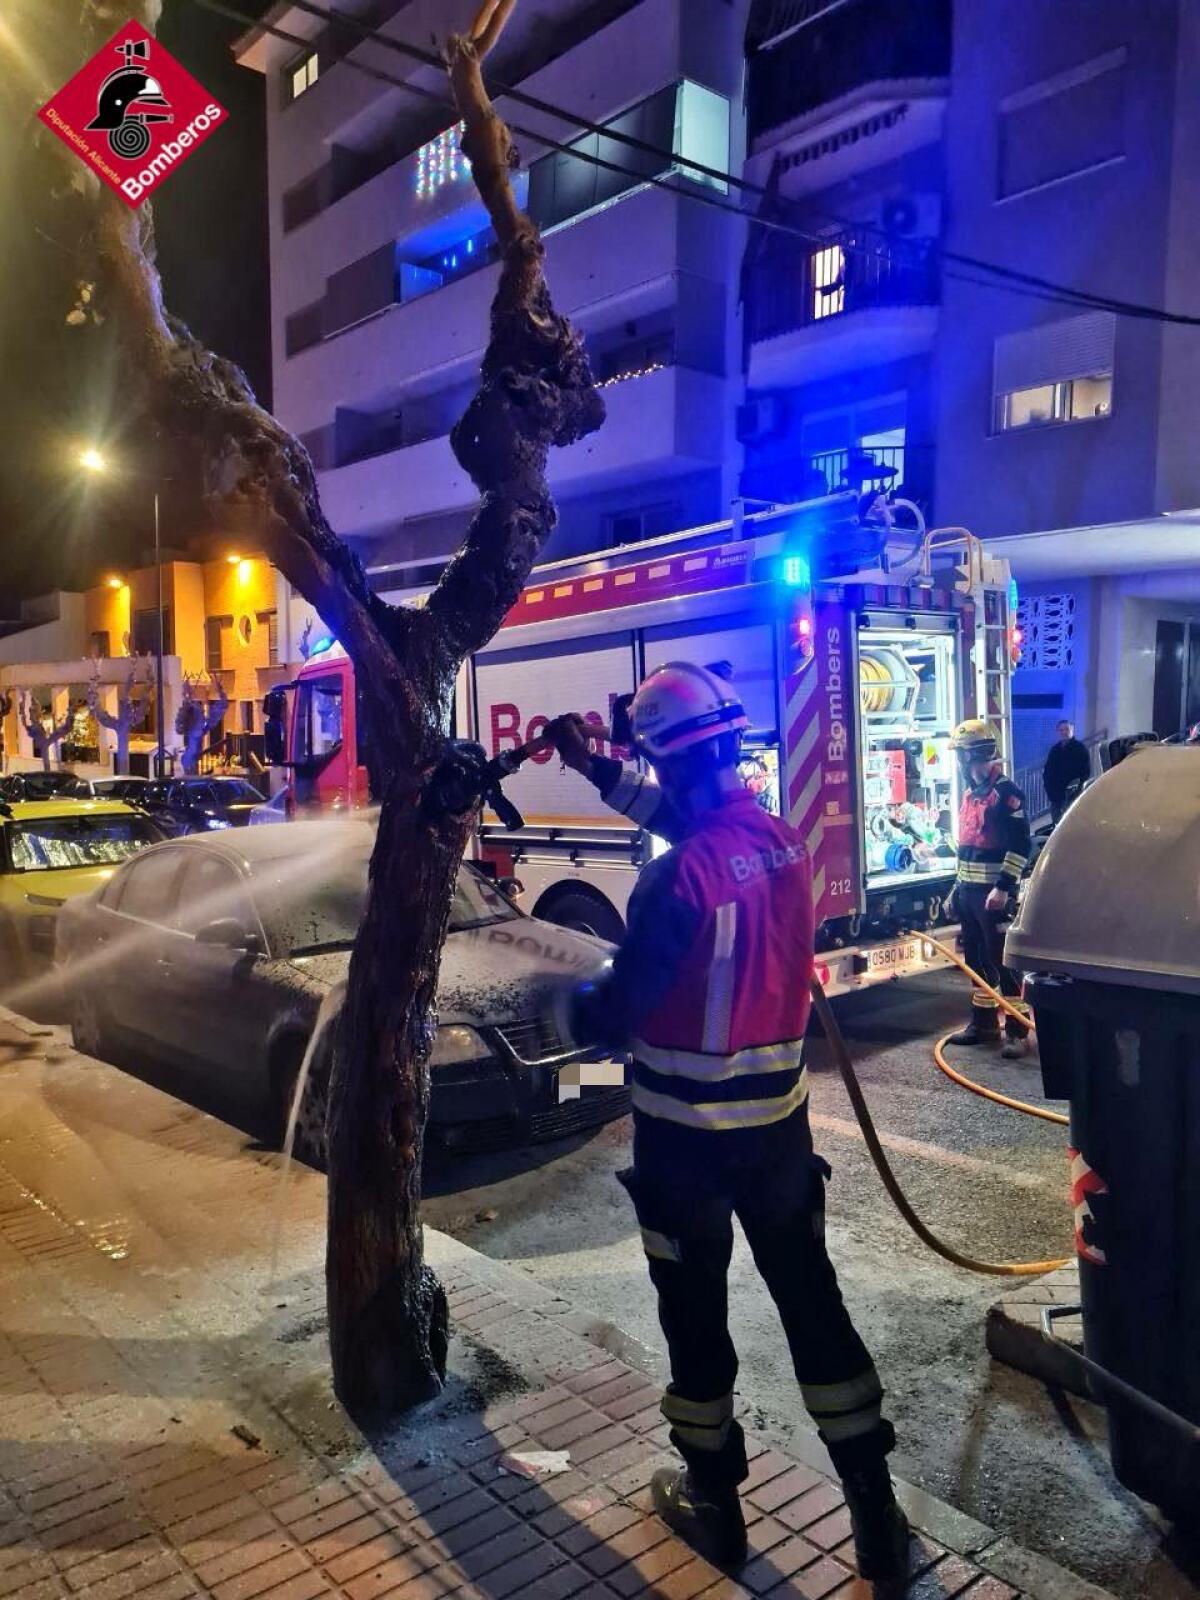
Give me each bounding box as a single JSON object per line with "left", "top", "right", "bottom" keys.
{"left": 1007, "top": 744, "right": 1200, "bottom": 994}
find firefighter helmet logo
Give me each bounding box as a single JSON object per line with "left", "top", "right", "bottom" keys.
{"left": 84, "top": 38, "right": 173, "bottom": 163}
{"left": 38, "top": 22, "right": 226, "bottom": 208}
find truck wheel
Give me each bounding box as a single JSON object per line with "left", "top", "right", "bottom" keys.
{"left": 540, "top": 891, "right": 625, "bottom": 942}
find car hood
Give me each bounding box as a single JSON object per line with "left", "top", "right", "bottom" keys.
{"left": 284, "top": 917, "right": 611, "bottom": 1025}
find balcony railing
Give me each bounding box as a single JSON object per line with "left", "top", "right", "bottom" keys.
{"left": 747, "top": 232, "right": 938, "bottom": 344}
{"left": 747, "top": 0, "right": 951, "bottom": 141}
{"left": 740, "top": 443, "right": 932, "bottom": 512}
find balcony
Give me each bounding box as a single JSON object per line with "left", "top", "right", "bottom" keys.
{"left": 746, "top": 232, "right": 939, "bottom": 390}
{"left": 317, "top": 364, "right": 726, "bottom": 538}
{"left": 746, "top": 0, "right": 951, "bottom": 146}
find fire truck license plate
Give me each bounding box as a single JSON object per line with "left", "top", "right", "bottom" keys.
{"left": 867, "top": 938, "right": 921, "bottom": 974}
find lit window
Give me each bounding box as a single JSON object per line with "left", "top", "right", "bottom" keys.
{"left": 995, "top": 373, "right": 1112, "bottom": 431}
{"left": 811, "top": 245, "right": 845, "bottom": 320}
{"left": 1067, "top": 372, "right": 1112, "bottom": 420}
{"left": 415, "top": 123, "right": 467, "bottom": 199}
{"left": 291, "top": 53, "right": 318, "bottom": 100}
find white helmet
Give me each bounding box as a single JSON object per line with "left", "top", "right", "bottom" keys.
{"left": 629, "top": 661, "right": 749, "bottom": 760}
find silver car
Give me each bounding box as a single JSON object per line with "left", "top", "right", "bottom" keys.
{"left": 56, "top": 820, "right": 627, "bottom": 1162}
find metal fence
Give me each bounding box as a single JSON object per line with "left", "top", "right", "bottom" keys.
{"left": 747, "top": 230, "right": 939, "bottom": 345}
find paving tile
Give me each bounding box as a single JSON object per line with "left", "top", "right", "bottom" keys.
{"left": 958, "top": 1580, "right": 1018, "bottom": 1600}
{"left": 557, "top": 1505, "right": 641, "bottom": 1558}
{"left": 579, "top": 1520, "right": 667, "bottom": 1579}
{"left": 746, "top": 1466, "right": 824, "bottom": 1517}
{"left": 777, "top": 1484, "right": 844, "bottom": 1534}
{"left": 786, "top": 1555, "right": 853, "bottom": 1599}
{"left": 464, "top": 1542, "right": 566, "bottom": 1598}
{"left": 606, "top": 1533, "right": 692, "bottom": 1596}
{"left": 803, "top": 1507, "right": 853, "bottom": 1552}
{"left": 212, "top": 1550, "right": 312, "bottom": 1600}
{"left": 177, "top": 1514, "right": 279, "bottom": 1573}
{"left": 303, "top": 1514, "right": 387, "bottom": 1565}
{"left": 321, "top": 1533, "right": 418, "bottom": 1587}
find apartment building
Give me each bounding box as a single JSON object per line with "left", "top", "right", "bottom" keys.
{"left": 0, "top": 553, "right": 289, "bottom": 776}
{"left": 740, "top": 0, "right": 1200, "bottom": 760}
{"left": 233, "top": 0, "right": 751, "bottom": 606}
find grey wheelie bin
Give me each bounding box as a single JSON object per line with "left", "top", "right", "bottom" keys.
{"left": 1006, "top": 743, "right": 1200, "bottom": 1520}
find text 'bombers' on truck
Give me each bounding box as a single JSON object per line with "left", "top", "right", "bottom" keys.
{"left": 263, "top": 495, "right": 1018, "bottom": 999}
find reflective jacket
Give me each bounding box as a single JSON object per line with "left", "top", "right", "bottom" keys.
{"left": 566, "top": 758, "right": 815, "bottom": 1132}
{"left": 956, "top": 763, "right": 1031, "bottom": 892}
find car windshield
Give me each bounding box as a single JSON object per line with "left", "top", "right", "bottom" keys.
{"left": 6, "top": 773, "right": 85, "bottom": 800}
{"left": 255, "top": 841, "right": 519, "bottom": 955}
{"left": 203, "top": 779, "right": 261, "bottom": 803}
{"left": 6, "top": 813, "right": 161, "bottom": 873}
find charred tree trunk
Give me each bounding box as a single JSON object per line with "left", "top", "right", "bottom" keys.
{"left": 42, "top": 0, "right": 602, "bottom": 1410}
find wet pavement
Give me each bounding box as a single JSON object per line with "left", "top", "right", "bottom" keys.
{"left": 418, "top": 974, "right": 1199, "bottom": 1600}
{"left": 0, "top": 1005, "right": 1099, "bottom": 1600}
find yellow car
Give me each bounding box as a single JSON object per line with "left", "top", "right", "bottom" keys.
{"left": 0, "top": 797, "right": 164, "bottom": 987}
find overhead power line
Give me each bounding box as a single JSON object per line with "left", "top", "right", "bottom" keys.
{"left": 194, "top": 0, "right": 1200, "bottom": 327}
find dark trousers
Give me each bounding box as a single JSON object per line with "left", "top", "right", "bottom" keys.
{"left": 956, "top": 883, "right": 1021, "bottom": 1001}
{"left": 621, "top": 1107, "right": 893, "bottom": 1491}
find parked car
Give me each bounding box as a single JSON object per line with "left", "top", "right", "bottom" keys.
{"left": 56, "top": 820, "right": 627, "bottom": 1162}
{"left": 72, "top": 775, "right": 155, "bottom": 804}
{"left": 139, "top": 776, "right": 266, "bottom": 836}
{"left": 0, "top": 770, "right": 89, "bottom": 803}
{"left": 247, "top": 788, "right": 291, "bottom": 825}
{"left": 0, "top": 798, "right": 164, "bottom": 984}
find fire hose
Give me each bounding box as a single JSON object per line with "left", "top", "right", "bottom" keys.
{"left": 809, "top": 977, "right": 1071, "bottom": 1277}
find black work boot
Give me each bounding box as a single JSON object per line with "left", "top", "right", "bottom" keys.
{"left": 948, "top": 1003, "right": 1000, "bottom": 1047}
{"left": 1001, "top": 1006, "right": 1034, "bottom": 1060}
{"left": 841, "top": 1459, "right": 910, "bottom": 1592}
{"left": 650, "top": 1467, "right": 747, "bottom": 1569}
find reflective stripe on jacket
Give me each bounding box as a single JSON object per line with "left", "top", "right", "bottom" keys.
{"left": 568, "top": 768, "right": 815, "bottom": 1131}
{"left": 956, "top": 765, "right": 1031, "bottom": 892}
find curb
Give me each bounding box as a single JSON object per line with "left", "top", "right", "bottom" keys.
{"left": 986, "top": 1263, "right": 1090, "bottom": 1399}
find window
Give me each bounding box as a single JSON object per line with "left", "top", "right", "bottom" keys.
{"left": 132, "top": 607, "right": 172, "bottom": 656}
{"left": 289, "top": 52, "right": 319, "bottom": 102}
{"left": 176, "top": 855, "right": 255, "bottom": 938}
{"left": 294, "top": 676, "right": 345, "bottom": 766}
{"left": 993, "top": 311, "right": 1115, "bottom": 433}
{"left": 89, "top": 630, "right": 110, "bottom": 658}
{"left": 995, "top": 375, "right": 1112, "bottom": 432}
{"left": 811, "top": 244, "right": 845, "bottom": 320}
{"left": 205, "top": 615, "right": 231, "bottom": 673}
{"left": 240, "top": 701, "right": 254, "bottom": 734}
{"left": 999, "top": 50, "right": 1126, "bottom": 200}
{"left": 7, "top": 814, "right": 160, "bottom": 874}
{"left": 604, "top": 502, "right": 682, "bottom": 548}
{"left": 257, "top": 610, "right": 279, "bottom": 665}
{"left": 116, "top": 849, "right": 184, "bottom": 923}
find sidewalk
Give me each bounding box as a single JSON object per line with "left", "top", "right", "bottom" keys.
{"left": 0, "top": 1010, "right": 1115, "bottom": 1600}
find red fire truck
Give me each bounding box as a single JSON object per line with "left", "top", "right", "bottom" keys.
{"left": 264, "top": 497, "right": 1017, "bottom": 997}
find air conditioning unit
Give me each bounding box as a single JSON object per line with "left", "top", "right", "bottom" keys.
{"left": 736, "top": 394, "right": 788, "bottom": 445}
{"left": 877, "top": 192, "right": 942, "bottom": 242}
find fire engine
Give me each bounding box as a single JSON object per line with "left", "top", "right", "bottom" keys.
{"left": 264, "top": 495, "right": 1018, "bottom": 998}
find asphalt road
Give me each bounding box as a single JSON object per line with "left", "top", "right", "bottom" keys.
{"left": 421, "top": 971, "right": 1199, "bottom": 1600}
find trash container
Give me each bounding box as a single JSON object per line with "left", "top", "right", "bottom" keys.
{"left": 1006, "top": 743, "right": 1200, "bottom": 1519}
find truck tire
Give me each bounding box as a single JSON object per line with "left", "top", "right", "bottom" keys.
{"left": 539, "top": 890, "right": 625, "bottom": 943}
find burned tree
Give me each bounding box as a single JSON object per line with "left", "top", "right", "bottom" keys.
{"left": 88, "top": 656, "right": 150, "bottom": 775}
{"left": 175, "top": 670, "right": 229, "bottom": 775}
{"left": 19, "top": 693, "right": 74, "bottom": 772}
{"left": 43, "top": 0, "right": 602, "bottom": 1407}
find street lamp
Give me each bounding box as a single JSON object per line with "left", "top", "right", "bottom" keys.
{"left": 77, "top": 447, "right": 167, "bottom": 778}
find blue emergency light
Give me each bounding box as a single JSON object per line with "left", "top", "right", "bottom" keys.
{"left": 782, "top": 554, "right": 812, "bottom": 588}
{"left": 308, "top": 634, "right": 336, "bottom": 658}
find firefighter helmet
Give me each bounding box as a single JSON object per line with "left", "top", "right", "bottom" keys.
{"left": 951, "top": 718, "right": 999, "bottom": 758}
{"left": 629, "top": 662, "right": 749, "bottom": 760}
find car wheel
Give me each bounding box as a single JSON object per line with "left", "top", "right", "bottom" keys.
{"left": 541, "top": 891, "right": 625, "bottom": 942}
{"left": 276, "top": 1042, "right": 329, "bottom": 1170}
{"left": 71, "top": 988, "right": 108, "bottom": 1058}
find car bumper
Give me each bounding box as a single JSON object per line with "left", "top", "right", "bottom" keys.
{"left": 429, "top": 1054, "right": 629, "bottom": 1151}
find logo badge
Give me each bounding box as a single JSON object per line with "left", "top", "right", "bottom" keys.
{"left": 38, "top": 22, "right": 226, "bottom": 208}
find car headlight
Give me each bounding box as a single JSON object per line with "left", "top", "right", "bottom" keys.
{"left": 429, "top": 1025, "right": 490, "bottom": 1069}
{"left": 204, "top": 814, "right": 233, "bottom": 830}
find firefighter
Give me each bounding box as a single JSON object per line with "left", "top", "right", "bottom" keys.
{"left": 948, "top": 719, "right": 1032, "bottom": 1057}
{"left": 547, "top": 665, "right": 909, "bottom": 1588}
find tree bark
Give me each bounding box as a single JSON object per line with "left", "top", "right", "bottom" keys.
{"left": 41, "top": 0, "right": 602, "bottom": 1411}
